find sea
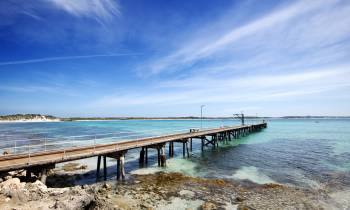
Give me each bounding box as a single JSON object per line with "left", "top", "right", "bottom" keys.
{"left": 0, "top": 119, "right": 349, "bottom": 199}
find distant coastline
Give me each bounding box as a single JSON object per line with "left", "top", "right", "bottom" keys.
{"left": 0, "top": 114, "right": 349, "bottom": 123}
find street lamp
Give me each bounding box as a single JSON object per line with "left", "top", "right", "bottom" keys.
{"left": 200, "top": 105, "right": 205, "bottom": 129}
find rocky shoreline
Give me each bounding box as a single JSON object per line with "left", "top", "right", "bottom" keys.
{"left": 0, "top": 166, "right": 347, "bottom": 210}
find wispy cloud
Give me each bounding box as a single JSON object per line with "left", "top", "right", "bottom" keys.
{"left": 0, "top": 53, "right": 140, "bottom": 66}
{"left": 0, "top": 84, "right": 77, "bottom": 96}
{"left": 92, "top": 65, "right": 350, "bottom": 108}
{"left": 47, "top": 0, "right": 120, "bottom": 23}
{"left": 143, "top": 0, "right": 348, "bottom": 75}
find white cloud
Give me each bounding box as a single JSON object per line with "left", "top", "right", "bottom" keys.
{"left": 0, "top": 53, "right": 139, "bottom": 66}
{"left": 47, "top": 0, "right": 120, "bottom": 23}
{"left": 144, "top": 0, "right": 348, "bottom": 75}
{"left": 92, "top": 65, "right": 350, "bottom": 108}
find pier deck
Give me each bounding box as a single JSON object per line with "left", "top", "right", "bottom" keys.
{"left": 0, "top": 122, "right": 267, "bottom": 182}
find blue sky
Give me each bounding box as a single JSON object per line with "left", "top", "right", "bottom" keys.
{"left": 0, "top": 0, "right": 350, "bottom": 117}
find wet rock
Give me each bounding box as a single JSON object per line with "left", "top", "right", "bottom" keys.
{"left": 201, "top": 201, "right": 217, "bottom": 210}
{"left": 103, "top": 183, "right": 112, "bottom": 190}
{"left": 235, "top": 196, "right": 245, "bottom": 202}
{"left": 52, "top": 188, "right": 94, "bottom": 210}
{"left": 179, "top": 189, "right": 195, "bottom": 198}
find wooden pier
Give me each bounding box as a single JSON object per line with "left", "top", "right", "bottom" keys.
{"left": 0, "top": 122, "right": 267, "bottom": 183}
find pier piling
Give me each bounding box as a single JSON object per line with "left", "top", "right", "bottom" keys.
{"left": 160, "top": 145, "right": 166, "bottom": 167}
{"left": 103, "top": 155, "right": 107, "bottom": 181}
{"left": 96, "top": 155, "right": 101, "bottom": 180}
{"left": 0, "top": 122, "right": 267, "bottom": 184}
{"left": 139, "top": 147, "right": 145, "bottom": 165}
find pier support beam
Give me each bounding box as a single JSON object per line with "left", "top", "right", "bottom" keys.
{"left": 186, "top": 141, "right": 190, "bottom": 158}
{"left": 115, "top": 151, "right": 127, "bottom": 180}
{"left": 103, "top": 155, "right": 107, "bottom": 181}
{"left": 190, "top": 138, "right": 193, "bottom": 152}
{"left": 169, "top": 142, "right": 174, "bottom": 157}
{"left": 24, "top": 164, "right": 55, "bottom": 184}
{"left": 96, "top": 155, "right": 107, "bottom": 181}
{"left": 157, "top": 147, "right": 161, "bottom": 166}
{"left": 117, "top": 156, "right": 126, "bottom": 180}
{"left": 144, "top": 143, "right": 167, "bottom": 166}
{"left": 40, "top": 168, "right": 47, "bottom": 184}
{"left": 182, "top": 142, "right": 186, "bottom": 157}
{"left": 139, "top": 147, "right": 145, "bottom": 165}
{"left": 201, "top": 137, "right": 204, "bottom": 151}
{"left": 160, "top": 145, "right": 166, "bottom": 167}
{"left": 26, "top": 168, "right": 32, "bottom": 181}
{"left": 96, "top": 155, "right": 101, "bottom": 181}
{"left": 177, "top": 139, "right": 190, "bottom": 158}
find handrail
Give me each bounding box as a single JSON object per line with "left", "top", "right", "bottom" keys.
{"left": 0, "top": 127, "right": 208, "bottom": 155}
{"left": 0, "top": 126, "right": 212, "bottom": 144}
{"left": 0, "top": 123, "right": 266, "bottom": 164}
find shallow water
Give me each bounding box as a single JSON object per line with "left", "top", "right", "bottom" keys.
{"left": 1, "top": 119, "right": 349, "bottom": 191}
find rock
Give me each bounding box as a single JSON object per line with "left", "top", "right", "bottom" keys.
{"left": 53, "top": 188, "right": 94, "bottom": 209}
{"left": 103, "top": 183, "right": 112, "bottom": 190}
{"left": 179, "top": 190, "right": 195, "bottom": 198}
{"left": 80, "top": 164, "right": 88, "bottom": 170}
{"left": 201, "top": 201, "right": 217, "bottom": 210}
{"left": 0, "top": 177, "right": 22, "bottom": 191}
{"left": 235, "top": 196, "right": 245, "bottom": 202}
{"left": 3, "top": 149, "right": 11, "bottom": 155}
{"left": 26, "top": 180, "right": 47, "bottom": 192}
{"left": 0, "top": 178, "right": 28, "bottom": 202}
{"left": 238, "top": 205, "right": 254, "bottom": 210}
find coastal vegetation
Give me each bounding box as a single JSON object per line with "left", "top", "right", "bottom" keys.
{"left": 0, "top": 114, "right": 59, "bottom": 121}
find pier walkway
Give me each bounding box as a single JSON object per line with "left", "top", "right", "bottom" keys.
{"left": 0, "top": 122, "right": 267, "bottom": 183}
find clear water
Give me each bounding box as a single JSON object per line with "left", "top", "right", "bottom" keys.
{"left": 0, "top": 119, "right": 349, "bottom": 191}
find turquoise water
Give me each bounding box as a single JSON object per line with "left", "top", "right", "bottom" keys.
{"left": 0, "top": 119, "right": 349, "bottom": 190}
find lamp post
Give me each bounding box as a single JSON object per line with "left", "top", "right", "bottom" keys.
{"left": 200, "top": 105, "right": 205, "bottom": 129}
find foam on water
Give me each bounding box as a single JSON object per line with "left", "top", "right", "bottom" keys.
{"left": 231, "top": 166, "right": 276, "bottom": 184}
{"left": 329, "top": 189, "right": 350, "bottom": 209}
{"left": 282, "top": 168, "right": 323, "bottom": 189}
{"left": 163, "top": 158, "right": 200, "bottom": 177}
{"left": 130, "top": 167, "right": 162, "bottom": 175}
